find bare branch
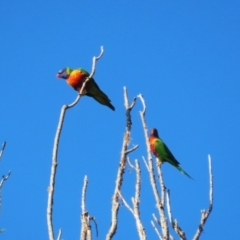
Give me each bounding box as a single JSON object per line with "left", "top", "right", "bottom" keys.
{"left": 166, "top": 189, "right": 186, "bottom": 240}
{"left": 79, "top": 46, "right": 104, "bottom": 96}
{"left": 156, "top": 162, "right": 166, "bottom": 206}
{"left": 142, "top": 156, "right": 149, "bottom": 172}
{"left": 138, "top": 94, "right": 146, "bottom": 115}
{"left": 133, "top": 160, "right": 146, "bottom": 240}
{"left": 169, "top": 234, "right": 175, "bottom": 240}
{"left": 47, "top": 47, "right": 104, "bottom": 240}
{"left": 80, "top": 176, "right": 93, "bottom": 240}
{"left": 129, "top": 97, "right": 137, "bottom": 110}
{"left": 193, "top": 155, "right": 213, "bottom": 240}
{"left": 118, "top": 190, "right": 134, "bottom": 215}
{"left": 138, "top": 94, "right": 169, "bottom": 239}
{"left": 151, "top": 220, "right": 162, "bottom": 240}
{"left": 80, "top": 176, "right": 88, "bottom": 240}
{"left": 166, "top": 190, "right": 173, "bottom": 224}
{"left": 0, "top": 171, "right": 11, "bottom": 189}
{"left": 89, "top": 217, "right": 98, "bottom": 238}
{"left": 125, "top": 145, "right": 139, "bottom": 155}
{"left": 0, "top": 171, "right": 11, "bottom": 211}
{"left": 118, "top": 160, "right": 146, "bottom": 240}
{"left": 81, "top": 176, "right": 88, "bottom": 214}
{"left": 106, "top": 87, "right": 138, "bottom": 240}
{"left": 152, "top": 213, "right": 161, "bottom": 228}
{"left": 0, "top": 142, "right": 11, "bottom": 220}
{"left": 127, "top": 157, "right": 135, "bottom": 169}
{"left": 0, "top": 142, "right": 6, "bottom": 161}
{"left": 56, "top": 229, "right": 62, "bottom": 240}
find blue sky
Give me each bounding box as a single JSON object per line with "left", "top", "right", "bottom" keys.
{"left": 0, "top": 1, "right": 240, "bottom": 239}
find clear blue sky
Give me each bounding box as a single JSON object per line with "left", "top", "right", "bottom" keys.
{"left": 0, "top": 1, "right": 239, "bottom": 239}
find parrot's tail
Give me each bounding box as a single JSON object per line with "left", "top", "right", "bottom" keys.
{"left": 175, "top": 165, "right": 194, "bottom": 180}
{"left": 93, "top": 95, "right": 115, "bottom": 111}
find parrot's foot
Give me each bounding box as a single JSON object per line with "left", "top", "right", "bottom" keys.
{"left": 157, "top": 161, "right": 163, "bottom": 166}
{"left": 79, "top": 89, "right": 87, "bottom": 96}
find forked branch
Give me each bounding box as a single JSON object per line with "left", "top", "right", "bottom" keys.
{"left": 166, "top": 189, "right": 186, "bottom": 240}
{"left": 106, "top": 87, "right": 138, "bottom": 240}
{"left": 193, "top": 155, "right": 213, "bottom": 240}
{"left": 47, "top": 47, "right": 104, "bottom": 240}
{"left": 118, "top": 159, "right": 146, "bottom": 240}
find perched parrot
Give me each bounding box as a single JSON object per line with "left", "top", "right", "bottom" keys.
{"left": 149, "top": 128, "right": 193, "bottom": 179}
{"left": 57, "top": 67, "right": 115, "bottom": 111}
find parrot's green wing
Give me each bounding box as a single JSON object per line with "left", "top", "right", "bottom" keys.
{"left": 154, "top": 138, "right": 179, "bottom": 165}
{"left": 77, "top": 68, "right": 115, "bottom": 111}
{"left": 154, "top": 139, "right": 193, "bottom": 179}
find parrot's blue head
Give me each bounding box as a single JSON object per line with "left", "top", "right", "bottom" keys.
{"left": 150, "top": 128, "right": 159, "bottom": 138}
{"left": 56, "top": 68, "right": 71, "bottom": 79}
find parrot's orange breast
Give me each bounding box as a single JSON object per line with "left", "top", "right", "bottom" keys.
{"left": 149, "top": 137, "right": 159, "bottom": 157}
{"left": 67, "top": 70, "right": 87, "bottom": 90}
{"left": 149, "top": 137, "right": 156, "bottom": 152}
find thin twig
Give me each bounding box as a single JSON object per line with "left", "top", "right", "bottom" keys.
{"left": 166, "top": 189, "right": 186, "bottom": 240}
{"left": 90, "top": 217, "right": 98, "bottom": 238}
{"left": 47, "top": 47, "right": 104, "bottom": 240}
{"left": 142, "top": 156, "right": 149, "bottom": 172}
{"left": 0, "top": 171, "right": 11, "bottom": 213}
{"left": 125, "top": 145, "right": 139, "bottom": 155}
{"left": 127, "top": 157, "right": 136, "bottom": 170}
{"left": 152, "top": 213, "right": 161, "bottom": 228}
{"left": 169, "top": 234, "right": 175, "bottom": 240}
{"left": 106, "top": 87, "right": 137, "bottom": 240}
{"left": 166, "top": 190, "right": 173, "bottom": 224}
{"left": 193, "top": 155, "right": 213, "bottom": 240}
{"left": 0, "top": 142, "right": 11, "bottom": 214}
{"left": 0, "top": 142, "right": 6, "bottom": 161}
{"left": 0, "top": 171, "right": 11, "bottom": 189}
{"left": 151, "top": 220, "right": 162, "bottom": 240}
{"left": 118, "top": 190, "right": 134, "bottom": 215}
{"left": 56, "top": 229, "right": 62, "bottom": 240}
{"left": 138, "top": 94, "right": 169, "bottom": 240}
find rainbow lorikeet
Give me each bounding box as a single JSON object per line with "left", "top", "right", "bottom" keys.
{"left": 149, "top": 128, "right": 193, "bottom": 179}
{"left": 57, "top": 67, "right": 115, "bottom": 111}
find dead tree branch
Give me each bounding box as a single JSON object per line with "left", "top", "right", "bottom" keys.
{"left": 151, "top": 220, "right": 162, "bottom": 240}
{"left": 0, "top": 142, "right": 6, "bottom": 161}
{"left": 56, "top": 229, "right": 62, "bottom": 240}
{"left": 47, "top": 47, "right": 104, "bottom": 240}
{"left": 193, "top": 155, "right": 213, "bottom": 240}
{"left": 0, "top": 171, "right": 11, "bottom": 189}
{"left": 119, "top": 159, "right": 146, "bottom": 240}
{"left": 106, "top": 87, "right": 138, "bottom": 240}
{"left": 138, "top": 94, "right": 169, "bottom": 240}
{"left": 166, "top": 189, "right": 186, "bottom": 240}
{"left": 0, "top": 142, "right": 11, "bottom": 214}
{"left": 156, "top": 162, "right": 166, "bottom": 207}
{"left": 80, "top": 176, "right": 91, "bottom": 240}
